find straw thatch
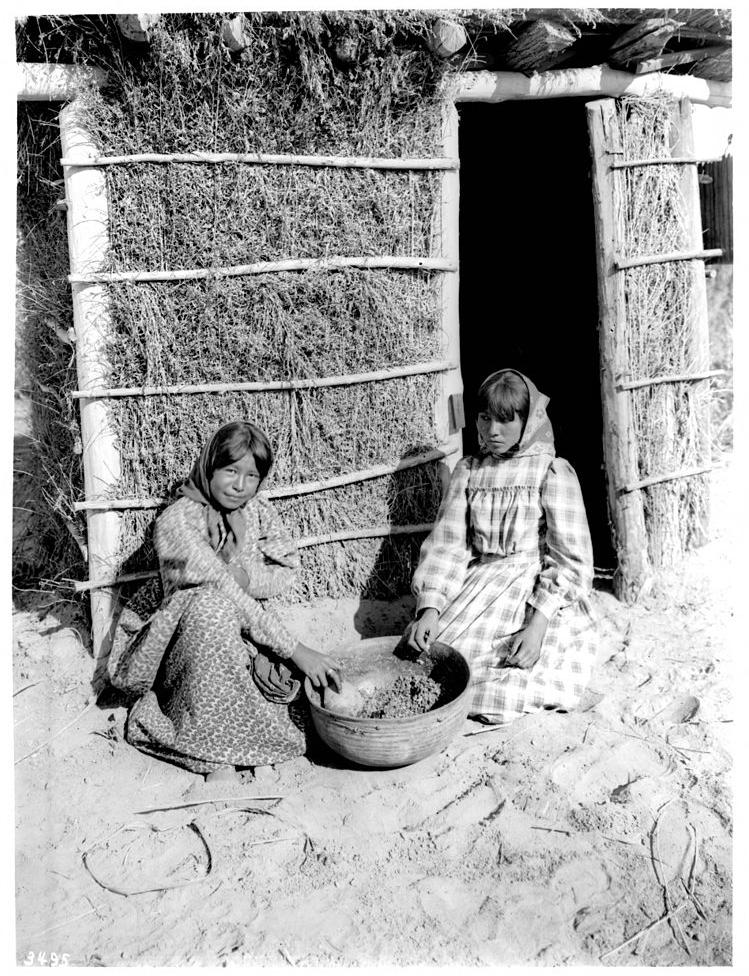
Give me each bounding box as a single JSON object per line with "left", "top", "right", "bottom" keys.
{"left": 18, "top": 12, "right": 468, "bottom": 599}
{"left": 617, "top": 95, "right": 711, "bottom": 566}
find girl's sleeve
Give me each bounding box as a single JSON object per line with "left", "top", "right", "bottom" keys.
{"left": 529, "top": 458, "right": 594, "bottom": 620}
{"left": 240, "top": 496, "right": 300, "bottom": 599}
{"left": 155, "top": 501, "right": 298, "bottom": 658}
{"left": 412, "top": 457, "right": 474, "bottom": 615}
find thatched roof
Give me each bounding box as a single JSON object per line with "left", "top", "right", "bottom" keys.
{"left": 15, "top": 9, "right": 732, "bottom": 83}
{"left": 459, "top": 8, "right": 731, "bottom": 82}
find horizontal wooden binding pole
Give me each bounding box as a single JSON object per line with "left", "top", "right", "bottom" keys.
{"left": 74, "top": 524, "right": 435, "bottom": 590}
{"left": 60, "top": 151, "right": 460, "bottom": 171}
{"left": 619, "top": 464, "right": 714, "bottom": 495}
{"left": 618, "top": 369, "right": 727, "bottom": 391}
{"left": 74, "top": 446, "right": 457, "bottom": 511}
{"left": 267, "top": 447, "right": 458, "bottom": 499}
{"left": 610, "top": 156, "right": 724, "bottom": 169}
{"left": 68, "top": 255, "right": 456, "bottom": 284}
{"left": 74, "top": 569, "right": 158, "bottom": 593}
{"left": 297, "top": 523, "right": 433, "bottom": 549}
{"left": 72, "top": 360, "right": 458, "bottom": 400}
{"left": 615, "top": 248, "right": 723, "bottom": 270}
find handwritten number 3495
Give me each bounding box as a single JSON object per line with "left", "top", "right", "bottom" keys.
{"left": 24, "top": 951, "right": 70, "bottom": 966}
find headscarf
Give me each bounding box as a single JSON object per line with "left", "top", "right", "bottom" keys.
{"left": 178, "top": 432, "right": 248, "bottom": 562}
{"left": 477, "top": 368, "right": 556, "bottom": 460}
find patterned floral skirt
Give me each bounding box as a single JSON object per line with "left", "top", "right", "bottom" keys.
{"left": 109, "top": 584, "right": 309, "bottom": 774}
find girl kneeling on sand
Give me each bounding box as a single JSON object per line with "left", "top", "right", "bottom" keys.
{"left": 108, "top": 420, "right": 341, "bottom": 781}
{"left": 405, "top": 369, "right": 597, "bottom": 724}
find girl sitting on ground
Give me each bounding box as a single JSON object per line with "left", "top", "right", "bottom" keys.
{"left": 108, "top": 420, "right": 342, "bottom": 781}
{"left": 405, "top": 369, "right": 597, "bottom": 724}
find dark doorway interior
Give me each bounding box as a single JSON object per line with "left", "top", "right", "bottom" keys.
{"left": 458, "top": 97, "right": 614, "bottom": 568}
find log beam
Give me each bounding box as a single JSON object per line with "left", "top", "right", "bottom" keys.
{"left": 451, "top": 66, "right": 732, "bottom": 108}
{"left": 504, "top": 19, "right": 578, "bottom": 73}
{"left": 17, "top": 62, "right": 107, "bottom": 101}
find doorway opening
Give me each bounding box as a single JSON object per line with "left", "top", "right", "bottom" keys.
{"left": 457, "top": 96, "right": 614, "bottom": 569}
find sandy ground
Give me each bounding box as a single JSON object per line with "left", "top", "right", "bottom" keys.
{"left": 12, "top": 469, "right": 734, "bottom": 968}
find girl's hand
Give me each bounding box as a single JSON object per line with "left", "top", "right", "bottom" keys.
{"left": 405, "top": 608, "right": 440, "bottom": 653}
{"left": 291, "top": 643, "right": 342, "bottom": 691}
{"left": 506, "top": 608, "right": 549, "bottom": 670}
{"left": 227, "top": 564, "right": 250, "bottom": 590}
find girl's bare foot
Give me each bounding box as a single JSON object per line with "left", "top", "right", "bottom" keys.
{"left": 205, "top": 765, "right": 238, "bottom": 783}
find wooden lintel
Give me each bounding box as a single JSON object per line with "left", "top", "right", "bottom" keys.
{"left": 17, "top": 62, "right": 107, "bottom": 101}
{"left": 450, "top": 67, "right": 732, "bottom": 109}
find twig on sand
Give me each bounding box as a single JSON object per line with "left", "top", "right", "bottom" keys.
{"left": 13, "top": 679, "right": 45, "bottom": 697}
{"left": 601, "top": 835, "right": 672, "bottom": 866}
{"left": 530, "top": 825, "right": 571, "bottom": 836}
{"left": 279, "top": 947, "right": 297, "bottom": 966}
{"left": 82, "top": 821, "right": 213, "bottom": 897}
{"left": 599, "top": 902, "right": 689, "bottom": 960}
{"left": 15, "top": 701, "right": 96, "bottom": 765}
{"left": 31, "top": 906, "right": 101, "bottom": 939}
{"left": 463, "top": 722, "right": 515, "bottom": 736}
{"left": 139, "top": 761, "right": 153, "bottom": 788}
{"left": 134, "top": 795, "right": 283, "bottom": 814}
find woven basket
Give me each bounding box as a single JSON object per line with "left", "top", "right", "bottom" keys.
{"left": 304, "top": 635, "right": 471, "bottom": 769}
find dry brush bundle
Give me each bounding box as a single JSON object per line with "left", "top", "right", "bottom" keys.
{"left": 15, "top": 102, "right": 85, "bottom": 588}
{"left": 73, "top": 13, "right": 453, "bottom": 598}
{"left": 617, "top": 96, "right": 710, "bottom": 567}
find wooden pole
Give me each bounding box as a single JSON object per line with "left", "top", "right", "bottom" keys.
{"left": 587, "top": 99, "right": 651, "bottom": 603}
{"left": 452, "top": 66, "right": 732, "bottom": 109}
{"left": 60, "top": 150, "right": 459, "bottom": 171}
{"left": 16, "top": 63, "right": 107, "bottom": 101}
{"left": 438, "top": 99, "right": 465, "bottom": 480}
{"left": 75, "top": 523, "right": 436, "bottom": 590}
{"left": 615, "top": 247, "right": 722, "bottom": 270}
{"left": 59, "top": 101, "right": 121, "bottom": 664}
{"left": 618, "top": 369, "right": 725, "bottom": 391}
{"left": 620, "top": 464, "right": 715, "bottom": 494}
{"left": 610, "top": 156, "right": 724, "bottom": 168}
{"left": 71, "top": 359, "right": 458, "bottom": 400}
{"left": 73, "top": 445, "right": 459, "bottom": 511}
{"left": 672, "top": 98, "right": 714, "bottom": 545}
{"left": 294, "top": 524, "right": 434, "bottom": 549}
{"left": 68, "top": 255, "right": 456, "bottom": 284}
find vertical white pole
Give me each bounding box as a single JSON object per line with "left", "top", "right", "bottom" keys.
{"left": 438, "top": 99, "right": 464, "bottom": 476}
{"left": 59, "top": 100, "right": 121, "bottom": 664}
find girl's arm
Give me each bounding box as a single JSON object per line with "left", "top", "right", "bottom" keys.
{"left": 411, "top": 457, "right": 474, "bottom": 617}
{"left": 508, "top": 459, "right": 593, "bottom": 670}
{"left": 155, "top": 500, "right": 298, "bottom": 658}
{"left": 238, "top": 495, "right": 300, "bottom": 599}
{"left": 529, "top": 457, "right": 594, "bottom": 620}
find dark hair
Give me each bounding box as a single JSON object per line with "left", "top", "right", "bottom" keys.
{"left": 207, "top": 421, "right": 273, "bottom": 481}
{"left": 477, "top": 371, "right": 530, "bottom": 423}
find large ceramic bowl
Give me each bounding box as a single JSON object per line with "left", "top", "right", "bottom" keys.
{"left": 304, "top": 635, "right": 471, "bottom": 769}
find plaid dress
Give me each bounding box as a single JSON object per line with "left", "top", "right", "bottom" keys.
{"left": 412, "top": 452, "right": 597, "bottom": 722}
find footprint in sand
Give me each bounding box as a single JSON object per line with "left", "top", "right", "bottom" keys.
{"left": 415, "top": 876, "right": 484, "bottom": 930}
{"left": 549, "top": 740, "right": 670, "bottom": 803}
